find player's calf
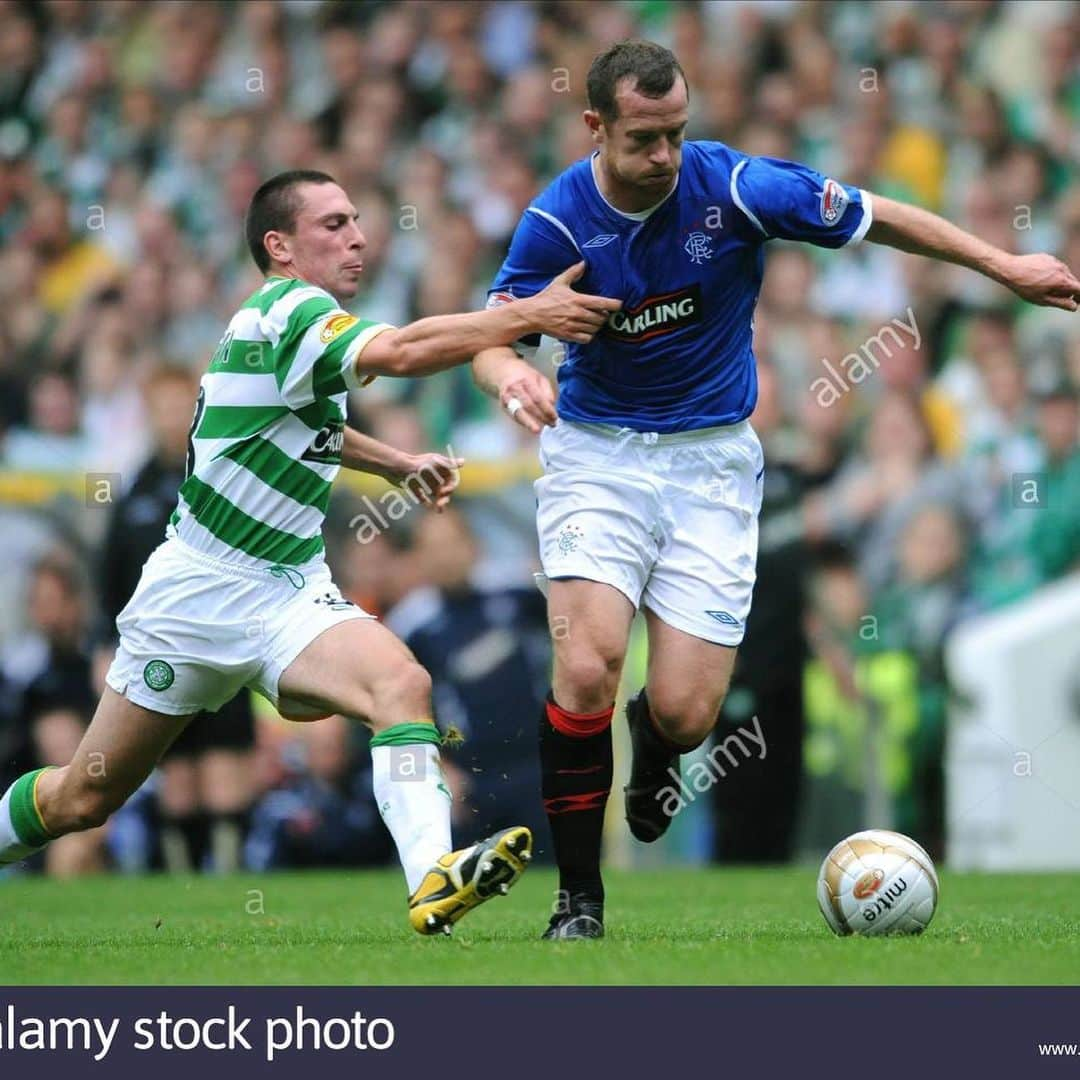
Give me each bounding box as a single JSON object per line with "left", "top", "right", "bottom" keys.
{"left": 1, "top": 690, "right": 194, "bottom": 868}
{"left": 365, "top": 660, "right": 433, "bottom": 733}
{"left": 0, "top": 762, "right": 128, "bottom": 867}
{"left": 538, "top": 692, "right": 614, "bottom": 937}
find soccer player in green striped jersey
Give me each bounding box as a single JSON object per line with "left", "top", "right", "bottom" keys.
{"left": 0, "top": 170, "right": 621, "bottom": 934}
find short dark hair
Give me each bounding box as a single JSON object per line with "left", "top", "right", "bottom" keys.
{"left": 245, "top": 170, "right": 337, "bottom": 273}
{"left": 586, "top": 40, "right": 687, "bottom": 124}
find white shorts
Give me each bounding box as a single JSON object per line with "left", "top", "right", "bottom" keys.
{"left": 535, "top": 419, "right": 764, "bottom": 646}
{"left": 105, "top": 538, "right": 374, "bottom": 717}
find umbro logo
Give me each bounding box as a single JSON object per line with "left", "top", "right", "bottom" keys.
{"left": 706, "top": 610, "right": 741, "bottom": 627}
{"left": 582, "top": 234, "right": 618, "bottom": 249}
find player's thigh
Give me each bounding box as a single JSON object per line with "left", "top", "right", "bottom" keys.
{"left": 548, "top": 578, "right": 635, "bottom": 710}
{"left": 39, "top": 687, "right": 195, "bottom": 829}
{"left": 535, "top": 422, "right": 658, "bottom": 621}
{"left": 643, "top": 607, "right": 738, "bottom": 743}
{"left": 274, "top": 617, "right": 431, "bottom": 729}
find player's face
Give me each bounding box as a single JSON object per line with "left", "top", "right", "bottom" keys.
{"left": 269, "top": 182, "right": 368, "bottom": 301}
{"left": 589, "top": 77, "right": 689, "bottom": 195}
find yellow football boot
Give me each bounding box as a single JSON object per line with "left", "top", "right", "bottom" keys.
{"left": 409, "top": 826, "right": 533, "bottom": 935}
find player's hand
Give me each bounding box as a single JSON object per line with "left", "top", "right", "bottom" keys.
{"left": 1000, "top": 253, "right": 1080, "bottom": 311}
{"left": 497, "top": 357, "right": 557, "bottom": 434}
{"left": 527, "top": 261, "right": 622, "bottom": 343}
{"left": 395, "top": 452, "right": 465, "bottom": 512}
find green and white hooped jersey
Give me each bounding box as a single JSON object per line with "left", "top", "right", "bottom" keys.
{"left": 169, "top": 276, "right": 392, "bottom": 567}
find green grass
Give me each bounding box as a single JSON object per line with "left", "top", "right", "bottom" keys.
{"left": 2, "top": 867, "right": 1078, "bottom": 985}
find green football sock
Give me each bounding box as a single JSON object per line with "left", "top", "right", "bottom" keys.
{"left": 0, "top": 768, "right": 55, "bottom": 865}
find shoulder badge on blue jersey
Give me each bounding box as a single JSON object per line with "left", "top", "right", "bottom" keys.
{"left": 819, "top": 179, "right": 849, "bottom": 225}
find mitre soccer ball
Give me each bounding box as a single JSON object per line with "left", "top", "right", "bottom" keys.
{"left": 817, "top": 829, "right": 939, "bottom": 936}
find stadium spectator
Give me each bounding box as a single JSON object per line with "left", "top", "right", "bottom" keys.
{"left": 244, "top": 714, "right": 393, "bottom": 872}
{"left": 712, "top": 360, "right": 808, "bottom": 863}
{"left": 1029, "top": 378, "right": 1080, "bottom": 581}
{"left": 387, "top": 507, "right": 551, "bottom": 850}
{"left": 798, "top": 544, "right": 928, "bottom": 857}
{"left": 1, "top": 554, "right": 101, "bottom": 875}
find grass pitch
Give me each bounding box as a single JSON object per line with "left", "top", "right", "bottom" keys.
{"left": 2, "top": 867, "right": 1077, "bottom": 985}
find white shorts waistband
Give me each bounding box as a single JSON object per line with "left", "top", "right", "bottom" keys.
{"left": 165, "top": 536, "right": 325, "bottom": 582}
{"left": 562, "top": 419, "right": 752, "bottom": 445}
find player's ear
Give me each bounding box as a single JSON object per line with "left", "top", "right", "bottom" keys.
{"left": 583, "top": 109, "right": 603, "bottom": 143}
{"left": 264, "top": 230, "right": 292, "bottom": 266}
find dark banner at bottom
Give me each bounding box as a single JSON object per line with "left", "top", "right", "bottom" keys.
{"left": 1, "top": 987, "right": 1079, "bottom": 1078}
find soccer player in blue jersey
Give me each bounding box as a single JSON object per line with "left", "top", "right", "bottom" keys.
{"left": 473, "top": 41, "right": 1080, "bottom": 939}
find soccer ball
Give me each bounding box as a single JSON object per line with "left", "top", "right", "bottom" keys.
{"left": 817, "top": 829, "right": 939, "bottom": 936}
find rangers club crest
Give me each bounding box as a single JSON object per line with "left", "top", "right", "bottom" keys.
{"left": 556, "top": 524, "right": 584, "bottom": 554}
{"left": 819, "top": 178, "right": 849, "bottom": 225}
{"left": 683, "top": 231, "right": 713, "bottom": 265}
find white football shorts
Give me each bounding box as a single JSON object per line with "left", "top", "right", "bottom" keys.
{"left": 105, "top": 538, "right": 373, "bottom": 717}
{"left": 535, "top": 419, "right": 764, "bottom": 646}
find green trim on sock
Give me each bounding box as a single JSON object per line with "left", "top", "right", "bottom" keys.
{"left": 370, "top": 721, "right": 442, "bottom": 749}
{"left": 10, "top": 768, "right": 53, "bottom": 847}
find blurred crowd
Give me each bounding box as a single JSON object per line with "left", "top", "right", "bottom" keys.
{"left": 0, "top": 0, "right": 1078, "bottom": 874}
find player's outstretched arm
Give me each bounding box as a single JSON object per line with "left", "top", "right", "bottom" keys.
{"left": 356, "top": 262, "right": 621, "bottom": 380}
{"left": 341, "top": 427, "right": 464, "bottom": 512}
{"left": 866, "top": 194, "right": 1080, "bottom": 311}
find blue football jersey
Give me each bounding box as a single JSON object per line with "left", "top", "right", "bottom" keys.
{"left": 488, "top": 141, "right": 872, "bottom": 432}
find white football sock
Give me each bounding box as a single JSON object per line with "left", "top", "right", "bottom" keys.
{"left": 371, "top": 738, "right": 452, "bottom": 894}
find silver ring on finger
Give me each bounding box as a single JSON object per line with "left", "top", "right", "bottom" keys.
{"left": 505, "top": 396, "right": 524, "bottom": 418}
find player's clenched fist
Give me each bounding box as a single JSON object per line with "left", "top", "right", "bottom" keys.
{"left": 525, "top": 261, "right": 622, "bottom": 343}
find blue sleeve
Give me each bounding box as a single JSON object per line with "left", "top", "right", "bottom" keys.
{"left": 731, "top": 157, "right": 872, "bottom": 249}
{"left": 488, "top": 207, "right": 580, "bottom": 356}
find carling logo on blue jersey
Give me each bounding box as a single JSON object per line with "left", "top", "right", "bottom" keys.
{"left": 604, "top": 284, "right": 702, "bottom": 343}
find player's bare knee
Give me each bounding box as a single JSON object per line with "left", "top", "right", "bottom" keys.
{"left": 648, "top": 690, "right": 721, "bottom": 747}
{"left": 555, "top": 649, "right": 621, "bottom": 712}
{"left": 368, "top": 660, "right": 432, "bottom": 728}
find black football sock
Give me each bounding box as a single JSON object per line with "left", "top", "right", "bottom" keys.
{"left": 208, "top": 810, "right": 249, "bottom": 873}
{"left": 540, "top": 693, "right": 614, "bottom": 904}
{"left": 160, "top": 812, "right": 208, "bottom": 873}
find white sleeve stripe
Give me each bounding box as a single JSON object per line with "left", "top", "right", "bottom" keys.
{"left": 730, "top": 159, "right": 768, "bottom": 237}
{"left": 344, "top": 323, "right": 394, "bottom": 389}
{"left": 525, "top": 207, "right": 581, "bottom": 254}
{"left": 845, "top": 189, "right": 874, "bottom": 246}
